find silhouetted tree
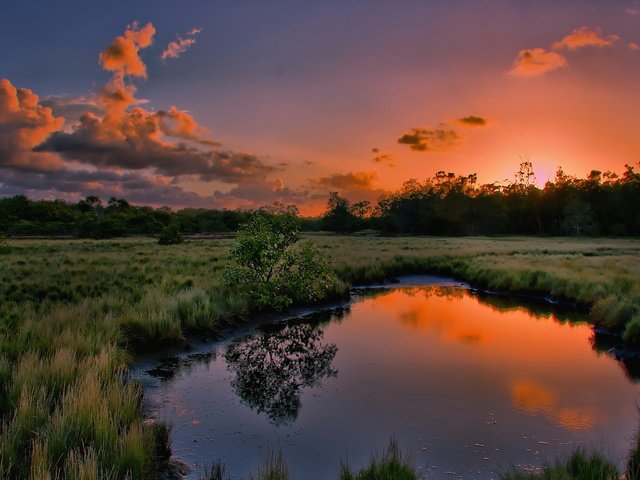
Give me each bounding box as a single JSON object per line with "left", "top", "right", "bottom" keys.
{"left": 322, "top": 192, "right": 358, "bottom": 232}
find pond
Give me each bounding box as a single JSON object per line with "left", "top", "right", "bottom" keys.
{"left": 135, "top": 276, "right": 640, "bottom": 479}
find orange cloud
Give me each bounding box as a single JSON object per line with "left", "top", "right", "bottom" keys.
{"left": 99, "top": 22, "right": 155, "bottom": 78}
{"left": 0, "top": 78, "right": 64, "bottom": 169}
{"left": 161, "top": 28, "right": 200, "bottom": 61}
{"left": 552, "top": 26, "right": 619, "bottom": 50}
{"left": 630, "top": 42, "right": 640, "bottom": 51}
{"left": 508, "top": 48, "right": 568, "bottom": 77}
{"left": 308, "top": 170, "right": 389, "bottom": 204}
{"left": 397, "top": 126, "right": 461, "bottom": 152}
{"left": 37, "top": 24, "right": 276, "bottom": 184}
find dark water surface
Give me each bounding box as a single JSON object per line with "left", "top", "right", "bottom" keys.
{"left": 136, "top": 278, "right": 640, "bottom": 479}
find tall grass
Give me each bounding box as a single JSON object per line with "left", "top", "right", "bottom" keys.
{"left": 499, "top": 450, "right": 618, "bottom": 480}
{"left": 248, "top": 451, "right": 292, "bottom": 480}
{"left": 339, "top": 440, "right": 419, "bottom": 480}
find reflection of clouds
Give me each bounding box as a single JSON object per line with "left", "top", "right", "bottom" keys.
{"left": 511, "top": 380, "right": 595, "bottom": 431}
{"left": 169, "top": 397, "right": 194, "bottom": 418}
{"left": 556, "top": 408, "right": 595, "bottom": 430}
{"left": 512, "top": 380, "right": 555, "bottom": 413}
{"left": 389, "top": 287, "right": 484, "bottom": 345}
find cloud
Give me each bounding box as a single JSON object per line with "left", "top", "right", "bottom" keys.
{"left": 211, "top": 178, "right": 314, "bottom": 210}
{"left": 508, "top": 48, "right": 568, "bottom": 77}
{"left": 372, "top": 148, "right": 395, "bottom": 167}
{"left": 308, "top": 170, "right": 389, "bottom": 203}
{"left": 2, "top": 23, "right": 287, "bottom": 211}
{"left": 0, "top": 167, "right": 215, "bottom": 208}
{"left": 630, "top": 42, "right": 640, "bottom": 51}
{"left": 36, "top": 24, "right": 276, "bottom": 184}
{"left": 625, "top": 8, "right": 640, "bottom": 16}
{"left": 311, "top": 171, "right": 379, "bottom": 190}
{"left": 397, "top": 126, "right": 461, "bottom": 152}
{"left": 457, "top": 115, "right": 487, "bottom": 127}
{"left": 0, "top": 78, "right": 64, "bottom": 170}
{"left": 40, "top": 95, "right": 103, "bottom": 127}
{"left": 161, "top": 28, "right": 201, "bottom": 61}
{"left": 99, "top": 22, "right": 155, "bottom": 78}
{"left": 552, "top": 26, "right": 619, "bottom": 50}
{"left": 37, "top": 120, "right": 276, "bottom": 182}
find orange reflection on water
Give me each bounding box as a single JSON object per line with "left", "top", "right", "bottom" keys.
{"left": 511, "top": 380, "right": 595, "bottom": 431}
{"left": 378, "top": 287, "right": 488, "bottom": 345}
{"left": 357, "top": 287, "right": 619, "bottom": 432}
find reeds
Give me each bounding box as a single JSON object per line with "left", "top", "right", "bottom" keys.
{"left": 500, "top": 450, "right": 618, "bottom": 480}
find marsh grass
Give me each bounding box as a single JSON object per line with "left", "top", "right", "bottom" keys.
{"left": 248, "top": 451, "right": 292, "bottom": 480}
{"left": 499, "top": 450, "right": 619, "bottom": 480}
{"left": 1, "top": 236, "right": 640, "bottom": 477}
{"left": 199, "top": 442, "right": 417, "bottom": 480}
{"left": 339, "top": 440, "right": 420, "bottom": 480}
{"left": 201, "top": 460, "right": 230, "bottom": 480}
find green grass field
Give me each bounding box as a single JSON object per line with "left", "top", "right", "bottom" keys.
{"left": 1, "top": 235, "right": 639, "bottom": 478}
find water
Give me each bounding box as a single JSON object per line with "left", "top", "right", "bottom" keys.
{"left": 136, "top": 278, "right": 640, "bottom": 479}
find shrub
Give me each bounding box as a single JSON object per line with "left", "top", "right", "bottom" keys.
{"left": 158, "top": 223, "right": 184, "bottom": 245}
{"left": 0, "top": 233, "right": 9, "bottom": 254}
{"left": 592, "top": 296, "right": 636, "bottom": 332}
{"left": 623, "top": 313, "right": 640, "bottom": 345}
{"left": 223, "top": 209, "right": 340, "bottom": 310}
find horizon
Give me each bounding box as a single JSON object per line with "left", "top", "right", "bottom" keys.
{"left": 2, "top": 1, "right": 640, "bottom": 215}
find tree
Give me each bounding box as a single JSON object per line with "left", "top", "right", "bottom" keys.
{"left": 223, "top": 209, "right": 340, "bottom": 310}
{"left": 322, "top": 192, "right": 357, "bottom": 232}
{"left": 515, "top": 155, "right": 536, "bottom": 189}
{"left": 158, "top": 223, "right": 184, "bottom": 245}
{"left": 562, "top": 197, "right": 599, "bottom": 236}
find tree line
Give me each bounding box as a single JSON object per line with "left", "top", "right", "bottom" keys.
{"left": 322, "top": 162, "right": 640, "bottom": 236}
{"left": 1, "top": 162, "right": 639, "bottom": 238}
{"left": 0, "top": 195, "right": 253, "bottom": 238}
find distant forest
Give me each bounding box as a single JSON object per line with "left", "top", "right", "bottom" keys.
{"left": 1, "top": 162, "right": 639, "bottom": 238}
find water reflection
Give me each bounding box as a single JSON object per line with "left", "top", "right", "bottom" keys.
{"left": 140, "top": 282, "right": 640, "bottom": 480}
{"left": 510, "top": 379, "right": 595, "bottom": 431}
{"left": 224, "top": 323, "right": 337, "bottom": 424}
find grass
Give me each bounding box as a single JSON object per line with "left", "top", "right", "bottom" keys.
{"left": 201, "top": 445, "right": 621, "bottom": 480}
{"left": 339, "top": 440, "right": 419, "bottom": 480}
{"left": 1, "top": 235, "right": 640, "bottom": 477}
{"left": 199, "top": 441, "right": 419, "bottom": 480}
{"left": 499, "top": 450, "right": 619, "bottom": 480}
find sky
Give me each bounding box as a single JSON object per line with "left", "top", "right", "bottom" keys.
{"left": 1, "top": 0, "right": 639, "bottom": 214}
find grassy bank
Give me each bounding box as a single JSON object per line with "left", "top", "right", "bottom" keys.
{"left": 1, "top": 235, "right": 639, "bottom": 478}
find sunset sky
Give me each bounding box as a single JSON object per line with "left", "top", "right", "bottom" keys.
{"left": 1, "top": 1, "right": 639, "bottom": 214}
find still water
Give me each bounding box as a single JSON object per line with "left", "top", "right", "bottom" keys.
{"left": 137, "top": 277, "right": 640, "bottom": 479}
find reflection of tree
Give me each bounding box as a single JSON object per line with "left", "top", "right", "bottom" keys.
{"left": 224, "top": 323, "right": 337, "bottom": 424}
